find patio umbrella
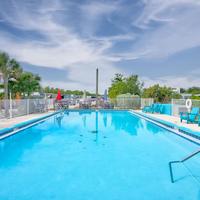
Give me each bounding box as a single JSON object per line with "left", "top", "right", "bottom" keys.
{"left": 104, "top": 89, "right": 108, "bottom": 101}
{"left": 83, "top": 90, "right": 87, "bottom": 100}
{"left": 56, "top": 89, "right": 62, "bottom": 100}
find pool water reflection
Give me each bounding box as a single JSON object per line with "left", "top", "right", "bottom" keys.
{"left": 0, "top": 110, "right": 200, "bottom": 200}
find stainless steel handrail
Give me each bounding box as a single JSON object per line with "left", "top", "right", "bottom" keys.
{"left": 169, "top": 149, "right": 200, "bottom": 183}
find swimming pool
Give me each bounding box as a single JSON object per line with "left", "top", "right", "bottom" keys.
{"left": 0, "top": 110, "right": 199, "bottom": 200}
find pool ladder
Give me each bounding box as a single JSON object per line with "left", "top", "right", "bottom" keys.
{"left": 169, "top": 149, "right": 200, "bottom": 183}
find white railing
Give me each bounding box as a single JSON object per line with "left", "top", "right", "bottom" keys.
{"left": 141, "top": 98, "right": 154, "bottom": 109}
{"left": 0, "top": 98, "right": 54, "bottom": 119}
{"left": 111, "top": 98, "right": 154, "bottom": 109}
{"left": 171, "top": 99, "right": 200, "bottom": 116}
{"left": 0, "top": 97, "right": 155, "bottom": 118}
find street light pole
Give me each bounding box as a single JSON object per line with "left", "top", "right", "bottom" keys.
{"left": 9, "top": 91, "right": 12, "bottom": 118}
{"left": 8, "top": 77, "right": 17, "bottom": 119}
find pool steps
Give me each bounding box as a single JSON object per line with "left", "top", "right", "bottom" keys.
{"left": 169, "top": 149, "right": 200, "bottom": 183}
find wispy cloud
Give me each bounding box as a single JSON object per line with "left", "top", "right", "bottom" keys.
{"left": 142, "top": 75, "right": 200, "bottom": 89}
{"left": 0, "top": 0, "right": 200, "bottom": 91}
{"left": 0, "top": 0, "right": 115, "bottom": 68}
{"left": 134, "top": 0, "right": 199, "bottom": 28}
{"left": 80, "top": 1, "right": 119, "bottom": 18}
{"left": 131, "top": 0, "right": 200, "bottom": 58}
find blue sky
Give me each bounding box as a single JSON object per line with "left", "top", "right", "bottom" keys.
{"left": 0, "top": 0, "right": 200, "bottom": 93}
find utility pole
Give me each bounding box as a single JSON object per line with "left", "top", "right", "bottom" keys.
{"left": 96, "top": 68, "right": 99, "bottom": 108}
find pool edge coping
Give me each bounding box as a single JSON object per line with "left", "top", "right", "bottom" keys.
{"left": 1, "top": 109, "right": 199, "bottom": 145}
{"left": 0, "top": 110, "right": 62, "bottom": 140}
{"left": 129, "top": 110, "right": 200, "bottom": 145}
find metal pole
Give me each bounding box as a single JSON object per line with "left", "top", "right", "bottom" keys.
{"left": 169, "top": 162, "right": 174, "bottom": 183}
{"left": 171, "top": 99, "right": 174, "bottom": 116}
{"left": 27, "top": 99, "right": 29, "bottom": 115}
{"left": 96, "top": 68, "right": 99, "bottom": 108}
{"left": 9, "top": 91, "right": 12, "bottom": 118}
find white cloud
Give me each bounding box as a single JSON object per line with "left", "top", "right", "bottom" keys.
{"left": 80, "top": 2, "right": 118, "bottom": 18}
{"left": 0, "top": 0, "right": 200, "bottom": 92}
{"left": 0, "top": 0, "right": 118, "bottom": 68}
{"left": 1, "top": 0, "right": 200, "bottom": 63}
{"left": 42, "top": 61, "right": 122, "bottom": 93}
{"left": 135, "top": 0, "right": 199, "bottom": 28}
{"left": 132, "top": 0, "right": 200, "bottom": 58}
{"left": 0, "top": 0, "right": 125, "bottom": 92}
{"left": 142, "top": 75, "right": 200, "bottom": 89}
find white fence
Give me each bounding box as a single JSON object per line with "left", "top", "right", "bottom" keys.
{"left": 171, "top": 99, "right": 200, "bottom": 116}
{"left": 141, "top": 98, "right": 154, "bottom": 108}
{"left": 111, "top": 98, "right": 154, "bottom": 109}
{"left": 0, "top": 99, "right": 54, "bottom": 119}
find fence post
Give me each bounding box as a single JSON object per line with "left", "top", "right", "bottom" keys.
{"left": 45, "top": 99, "right": 48, "bottom": 112}
{"left": 171, "top": 99, "right": 174, "bottom": 116}
{"left": 27, "top": 99, "right": 29, "bottom": 115}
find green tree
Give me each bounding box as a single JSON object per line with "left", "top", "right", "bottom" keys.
{"left": 180, "top": 88, "right": 186, "bottom": 93}
{"left": 142, "top": 84, "right": 181, "bottom": 103}
{"left": 9, "top": 59, "right": 23, "bottom": 80}
{"left": 0, "top": 52, "right": 43, "bottom": 101}
{"left": 16, "top": 72, "right": 41, "bottom": 97}
{"left": 0, "top": 52, "right": 23, "bottom": 99}
{"left": 108, "top": 74, "right": 143, "bottom": 98}
{"left": 125, "top": 75, "right": 143, "bottom": 96}
{"left": 171, "top": 92, "right": 182, "bottom": 99}
{"left": 0, "top": 52, "right": 23, "bottom": 117}
{"left": 112, "top": 73, "right": 124, "bottom": 83}
{"left": 108, "top": 81, "right": 127, "bottom": 99}
{"left": 191, "top": 95, "right": 200, "bottom": 100}
{"left": 43, "top": 86, "right": 51, "bottom": 93}
{"left": 8, "top": 60, "right": 23, "bottom": 97}
{"left": 43, "top": 86, "right": 95, "bottom": 96}
{"left": 187, "top": 87, "right": 200, "bottom": 95}
{"left": 0, "top": 52, "right": 9, "bottom": 100}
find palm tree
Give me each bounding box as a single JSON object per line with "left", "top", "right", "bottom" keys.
{"left": 0, "top": 52, "right": 22, "bottom": 99}
{"left": 9, "top": 59, "right": 23, "bottom": 80}
{"left": 8, "top": 59, "right": 23, "bottom": 98}
{"left": 0, "top": 52, "right": 10, "bottom": 100}
{"left": 0, "top": 52, "right": 22, "bottom": 117}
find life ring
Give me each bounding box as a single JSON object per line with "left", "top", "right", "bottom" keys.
{"left": 186, "top": 99, "right": 192, "bottom": 109}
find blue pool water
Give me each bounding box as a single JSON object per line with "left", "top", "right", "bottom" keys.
{"left": 0, "top": 110, "right": 200, "bottom": 200}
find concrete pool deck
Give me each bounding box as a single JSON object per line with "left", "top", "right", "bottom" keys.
{"left": 0, "top": 111, "right": 54, "bottom": 129}
{"left": 135, "top": 110, "right": 200, "bottom": 133}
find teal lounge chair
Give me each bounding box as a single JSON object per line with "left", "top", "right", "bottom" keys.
{"left": 142, "top": 104, "right": 154, "bottom": 113}
{"left": 153, "top": 104, "right": 161, "bottom": 114}
{"left": 142, "top": 105, "right": 151, "bottom": 113}
{"left": 143, "top": 104, "right": 160, "bottom": 113}
{"left": 180, "top": 107, "right": 199, "bottom": 124}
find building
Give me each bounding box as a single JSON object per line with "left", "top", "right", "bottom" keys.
{"left": 172, "top": 87, "right": 181, "bottom": 94}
